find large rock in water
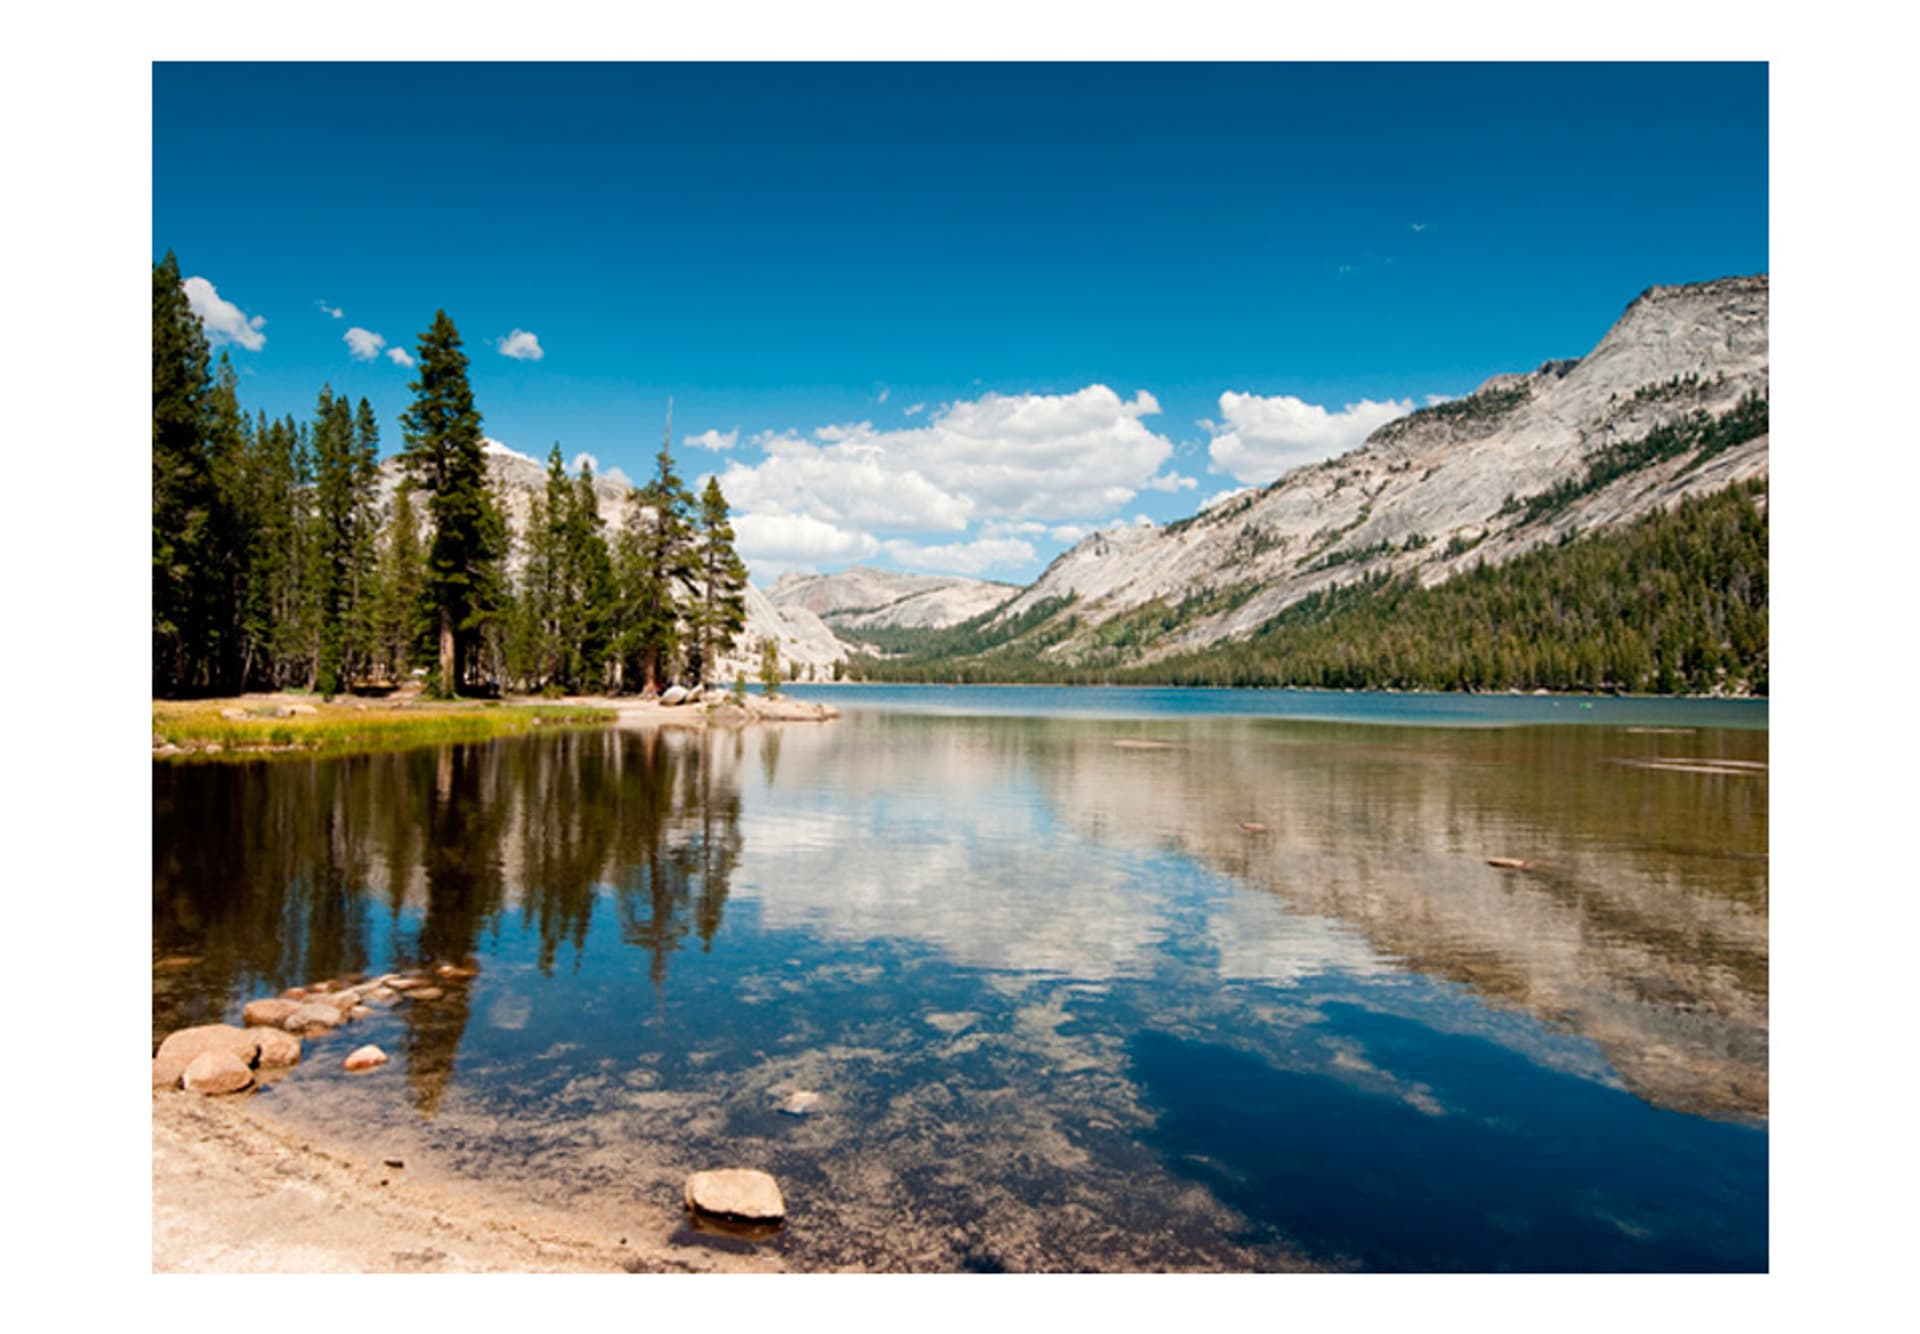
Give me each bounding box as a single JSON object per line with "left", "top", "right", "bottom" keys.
{"left": 684, "top": 1169, "right": 785, "bottom": 1222}
{"left": 182, "top": 1049, "right": 254, "bottom": 1095}
{"left": 153, "top": 1024, "right": 259, "bottom": 1088}
{"left": 283, "top": 1002, "right": 345, "bottom": 1033}
{"left": 242, "top": 998, "right": 301, "bottom": 1028}
{"left": 342, "top": 1045, "right": 388, "bottom": 1072}
{"left": 250, "top": 1027, "right": 302, "bottom": 1067}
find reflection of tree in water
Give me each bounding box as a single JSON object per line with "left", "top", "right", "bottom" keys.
{"left": 153, "top": 758, "right": 378, "bottom": 1037}
{"left": 153, "top": 728, "right": 749, "bottom": 1096}
{"left": 393, "top": 743, "right": 510, "bottom": 1118}
{"left": 607, "top": 730, "right": 747, "bottom": 987}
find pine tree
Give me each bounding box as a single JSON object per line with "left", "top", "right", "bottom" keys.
{"left": 614, "top": 404, "right": 695, "bottom": 694}
{"left": 758, "top": 636, "right": 782, "bottom": 697}
{"left": 152, "top": 251, "right": 220, "bottom": 694}
{"left": 373, "top": 484, "right": 428, "bottom": 683}
{"left": 398, "top": 312, "right": 502, "bottom": 694}
{"left": 688, "top": 476, "right": 748, "bottom": 687}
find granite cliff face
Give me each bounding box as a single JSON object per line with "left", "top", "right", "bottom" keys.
{"left": 995, "top": 275, "right": 1768, "bottom": 660}
{"left": 767, "top": 566, "right": 1017, "bottom": 632}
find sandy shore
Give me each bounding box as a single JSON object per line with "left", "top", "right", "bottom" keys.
{"left": 152, "top": 1090, "right": 784, "bottom": 1274}
{"left": 543, "top": 692, "right": 838, "bottom": 727}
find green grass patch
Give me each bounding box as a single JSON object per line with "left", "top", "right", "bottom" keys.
{"left": 152, "top": 697, "right": 615, "bottom": 760}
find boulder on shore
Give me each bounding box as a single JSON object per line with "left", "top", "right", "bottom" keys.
{"left": 684, "top": 1169, "right": 785, "bottom": 1222}
{"left": 153, "top": 1024, "right": 260, "bottom": 1088}
{"left": 182, "top": 1049, "right": 254, "bottom": 1095}
{"left": 661, "top": 684, "right": 690, "bottom": 706}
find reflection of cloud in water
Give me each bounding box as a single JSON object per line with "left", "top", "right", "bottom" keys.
{"left": 737, "top": 804, "right": 1171, "bottom": 980}
{"left": 1206, "top": 894, "right": 1388, "bottom": 985}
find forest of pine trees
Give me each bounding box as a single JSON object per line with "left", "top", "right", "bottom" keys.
{"left": 151, "top": 253, "right": 749, "bottom": 700}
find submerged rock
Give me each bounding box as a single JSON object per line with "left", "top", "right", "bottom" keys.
{"left": 777, "top": 1091, "right": 823, "bottom": 1117}
{"left": 407, "top": 986, "right": 445, "bottom": 1001}
{"left": 342, "top": 1045, "right": 388, "bottom": 1072}
{"left": 182, "top": 1049, "right": 254, "bottom": 1095}
{"left": 1486, "top": 857, "right": 1528, "bottom": 870}
{"left": 684, "top": 1169, "right": 785, "bottom": 1222}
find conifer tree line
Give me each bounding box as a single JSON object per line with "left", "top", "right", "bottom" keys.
{"left": 152, "top": 252, "right": 749, "bottom": 699}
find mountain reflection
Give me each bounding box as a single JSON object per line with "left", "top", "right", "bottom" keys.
{"left": 152, "top": 728, "right": 747, "bottom": 1059}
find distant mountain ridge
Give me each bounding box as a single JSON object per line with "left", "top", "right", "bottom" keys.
{"left": 961, "top": 274, "right": 1768, "bottom": 667}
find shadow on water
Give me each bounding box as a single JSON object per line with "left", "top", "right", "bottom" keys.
{"left": 1129, "top": 1005, "right": 1767, "bottom": 1272}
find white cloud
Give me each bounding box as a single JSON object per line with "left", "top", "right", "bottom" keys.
{"left": 903, "top": 403, "right": 926, "bottom": 417}
{"left": 686, "top": 428, "right": 738, "bottom": 452}
{"left": 344, "top": 327, "right": 386, "bottom": 361}
{"left": 1200, "top": 486, "right": 1253, "bottom": 512}
{"left": 882, "top": 536, "right": 1037, "bottom": 577}
{"left": 876, "top": 386, "right": 891, "bottom": 404}
{"left": 1048, "top": 523, "right": 1092, "bottom": 544}
{"left": 571, "top": 452, "right": 600, "bottom": 475}
{"left": 498, "top": 329, "right": 544, "bottom": 361}
{"left": 733, "top": 511, "right": 880, "bottom": 572}
{"left": 724, "top": 384, "right": 1174, "bottom": 535}
{"left": 1143, "top": 472, "right": 1198, "bottom": 493}
{"left": 386, "top": 346, "right": 415, "bottom": 368}
{"left": 181, "top": 276, "right": 266, "bottom": 351}
{"left": 316, "top": 299, "right": 344, "bottom": 319}
{"left": 482, "top": 437, "right": 539, "bottom": 466}
{"left": 1206, "top": 391, "right": 1417, "bottom": 484}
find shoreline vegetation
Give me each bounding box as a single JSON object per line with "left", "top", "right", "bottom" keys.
{"left": 152, "top": 689, "right": 836, "bottom": 759}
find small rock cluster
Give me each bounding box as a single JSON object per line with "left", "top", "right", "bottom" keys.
{"left": 153, "top": 962, "right": 479, "bottom": 1093}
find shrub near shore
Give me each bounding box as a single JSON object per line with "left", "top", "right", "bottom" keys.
{"left": 152, "top": 695, "right": 615, "bottom": 759}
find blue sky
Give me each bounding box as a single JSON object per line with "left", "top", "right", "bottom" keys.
{"left": 153, "top": 62, "right": 1767, "bottom": 584}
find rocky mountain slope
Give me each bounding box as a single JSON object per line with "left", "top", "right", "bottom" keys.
{"left": 767, "top": 566, "right": 1018, "bottom": 632}
{"left": 987, "top": 274, "right": 1768, "bottom": 663}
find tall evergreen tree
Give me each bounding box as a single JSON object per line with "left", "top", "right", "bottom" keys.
{"left": 152, "top": 251, "right": 220, "bottom": 694}
{"left": 688, "top": 476, "right": 748, "bottom": 685}
{"left": 614, "top": 405, "right": 695, "bottom": 694}
{"left": 373, "top": 483, "right": 428, "bottom": 683}
{"left": 398, "top": 312, "right": 502, "bottom": 694}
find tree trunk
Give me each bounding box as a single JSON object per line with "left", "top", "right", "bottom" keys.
{"left": 439, "top": 605, "right": 455, "bottom": 695}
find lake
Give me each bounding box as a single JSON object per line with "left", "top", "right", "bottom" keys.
{"left": 152, "top": 687, "right": 1768, "bottom": 1272}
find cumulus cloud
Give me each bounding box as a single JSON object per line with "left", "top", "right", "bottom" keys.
{"left": 1143, "top": 472, "right": 1198, "bottom": 493}
{"left": 344, "top": 327, "right": 386, "bottom": 361}
{"left": 181, "top": 277, "right": 266, "bottom": 351}
{"left": 686, "top": 427, "right": 738, "bottom": 452}
{"left": 733, "top": 511, "right": 880, "bottom": 572}
{"left": 1206, "top": 391, "right": 1416, "bottom": 484}
{"left": 386, "top": 346, "right": 415, "bottom": 368}
{"left": 571, "top": 452, "right": 600, "bottom": 475}
{"left": 316, "top": 299, "right": 344, "bottom": 319}
{"left": 720, "top": 384, "right": 1174, "bottom": 534}
{"left": 497, "top": 329, "right": 544, "bottom": 361}
{"left": 882, "top": 536, "right": 1037, "bottom": 576}
{"left": 903, "top": 403, "right": 926, "bottom": 416}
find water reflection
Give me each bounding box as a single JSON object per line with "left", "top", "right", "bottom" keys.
{"left": 152, "top": 706, "right": 1767, "bottom": 1270}
{"left": 153, "top": 728, "right": 747, "bottom": 1047}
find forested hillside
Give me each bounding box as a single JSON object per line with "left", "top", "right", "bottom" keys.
{"left": 852, "top": 480, "right": 1768, "bottom": 694}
